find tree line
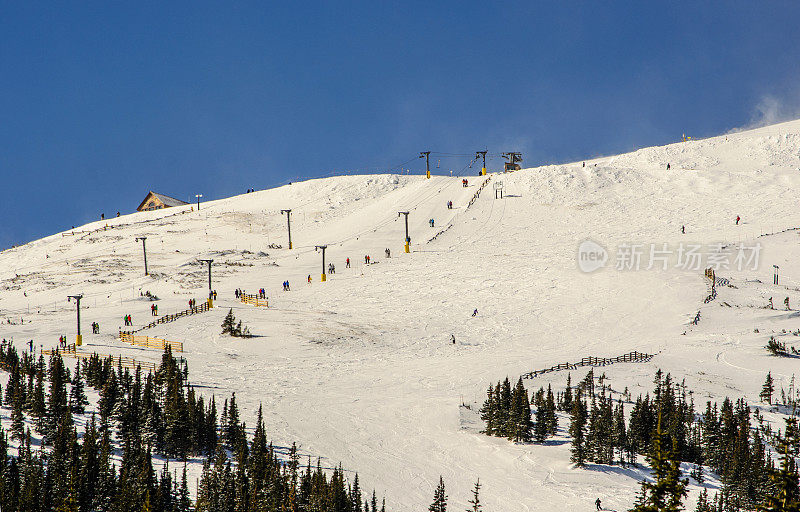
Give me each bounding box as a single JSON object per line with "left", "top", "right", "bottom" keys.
{"left": 481, "top": 368, "right": 800, "bottom": 511}
{"left": 0, "top": 342, "right": 388, "bottom": 512}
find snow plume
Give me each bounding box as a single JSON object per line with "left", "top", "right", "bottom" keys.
{"left": 729, "top": 92, "right": 800, "bottom": 133}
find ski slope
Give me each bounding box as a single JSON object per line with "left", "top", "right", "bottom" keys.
{"left": 3, "top": 119, "right": 800, "bottom": 510}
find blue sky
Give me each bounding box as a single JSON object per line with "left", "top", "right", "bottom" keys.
{"left": 2, "top": 2, "right": 799, "bottom": 248}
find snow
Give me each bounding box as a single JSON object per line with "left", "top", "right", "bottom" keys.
{"left": 3, "top": 119, "right": 800, "bottom": 510}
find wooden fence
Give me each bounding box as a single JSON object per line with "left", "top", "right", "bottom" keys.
{"left": 129, "top": 299, "right": 212, "bottom": 333}
{"left": 42, "top": 346, "right": 156, "bottom": 372}
{"left": 240, "top": 294, "right": 269, "bottom": 307}
{"left": 521, "top": 351, "right": 655, "bottom": 379}
{"left": 466, "top": 176, "right": 492, "bottom": 209}
{"left": 118, "top": 331, "right": 183, "bottom": 352}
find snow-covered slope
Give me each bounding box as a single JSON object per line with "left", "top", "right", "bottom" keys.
{"left": 3, "top": 120, "right": 800, "bottom": 511}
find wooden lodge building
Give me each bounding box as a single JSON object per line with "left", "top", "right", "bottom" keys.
{"left": 137, "top": 191, "right": 189, "bottom": 212}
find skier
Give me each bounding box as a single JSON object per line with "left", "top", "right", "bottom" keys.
{"left": 681, "top": 225, "right": 685, "bottom": 234}
{"left": 450, "top": 334, "right": 456, "bottom": 344}
{"left": 472, "top": 309, "right": 478, "bottom": 317}
{"left": 736, "top": 215, "right": 740, "bottom": 225}
{"left": 28, "top": 339, "right": 33, "bottom": 352}
{"left": 385, "top": 248, "right": 391, "bottom": 258}
{"left": 286, "top": 281, "right": 290, "bottom": 291}
{"left": 785, "top": 297, "right": 791, "bottom": 310}
{"left": 429, "top": 218, "right": 434, "bottom": 227}
{"left": 595, "top": 498, "right": 602, "bottom": 510}
{"left": 307, "top": 275, "right": 312, "bottom": 284}
{"left": 346, "top": 257, "right": 350, "bottom": 268}
{"left": 666, "top": 163, "right": 670, "bottom": 170}
{"left": 769, "top": 297, "right": 774, "bottom": 309}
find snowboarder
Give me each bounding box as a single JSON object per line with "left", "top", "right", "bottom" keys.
{"left": 595, "top": 498, "right": 602, "bottom": 510}
{"left": 736, "top": 215, "right": 740, "bottom": 225}
{"left": 472, "top": 309, "right": 478, "bottom": 317}
{"left": 346, "top": 257, "right": 350, "bottom": 268}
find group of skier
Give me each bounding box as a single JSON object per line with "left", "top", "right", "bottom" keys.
{"left": 150, "top": 303, "right": 159, "bottom": 316}
{"left": 123, "top": 314, "right": 133, "bottom": 326}
{"left": 282, "top": 281, "right": 291, "bottom": 291}
{"left": 90, "top": 321, "right": 100, "bottom": 334}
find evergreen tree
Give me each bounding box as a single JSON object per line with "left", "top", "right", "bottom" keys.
{"left": 761, "top": 372, "right": 775, "bottom": 405}
{"left": 546, "top": 384, "right": 558, "bottom": 436}
{"left": 758, "top": 417, "right": 800, "bottom": 512}
{"left": 569, "top": 392, "right": 588, "bottom": 466}
{"left": 562, "top": 373, "right": 573, "bottom": 412}
{"left": 630, "top": 413, "right": 688, "bottom": 512}
{"left": 467, "top": 479, "right": 482, "bottom": 512}
{"left": 69, "top": 360, "right": 88, "bottom": 414}
{"left": 10, "top": 393, "right": 25, "bottom": 441}
{"left": 480, "top": 385, "right": 496, "bottom": 436}
{"left": 534, "top": 389, "right": 548, "bottom": 443}
{"left": 222, "top": 309, "right": 237, "bottom": 336}
{"left": 429, "top": 476, "right": 447, "bottom": 512}
{"left": 509, "top": 378, "right": 532, "bottom": 442}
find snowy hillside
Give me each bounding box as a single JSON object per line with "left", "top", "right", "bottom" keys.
{"left": 3, "top": 119, "right": 800, "bottom": 511}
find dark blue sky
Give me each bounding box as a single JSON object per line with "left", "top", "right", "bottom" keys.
{"left": 2, "top": 2, "right": 799, "bottom": 248}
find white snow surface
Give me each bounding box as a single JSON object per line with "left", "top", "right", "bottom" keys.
{"left": 3, "top": 119, "right": 800, "bottom": 510}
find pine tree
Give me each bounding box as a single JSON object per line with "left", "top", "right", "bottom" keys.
{"left": 760, "top": 372, "right": 775, "bottom": 405}
{"left": 222, "top": 309, "right": 237, "bottom": 336}
{"left": 509, "top": 378, "right": 532, "bottom": 442}
{"left": 569, "top": 393, "right": 588, "bottom": 466}
{"left": 630, "top": 413, "right": 688, "bottom": 512}
{"left": 562, "top": 373, "right": 573, "bottom": 412}
{"left": 480, "top": 385, "right": 496, "bottom": 436}
{"left": 429, "top": 476, "right": 447, "bottom": 512}
{"left": 694, "top": 489, "right": 713, "bottom": 512}
{"left": 758, "top": 417, "right": 800, "bottom": 512}
{"left": 69, "top": 360, "right": 88, "bottom": 414}
{"left": 546, "top": 384, "right": 558, "bottom": 436}
{"left": 534, "top": 389, "right": 548, "bottom": 443}
{"left": 350, "top": 473, "right": 362, "bottom": 512}
{"left": 467, "top": 479, "right": 482, "bottom": 512}
{"left": 10, "top": 393, "right": 25, "bottom": 441}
